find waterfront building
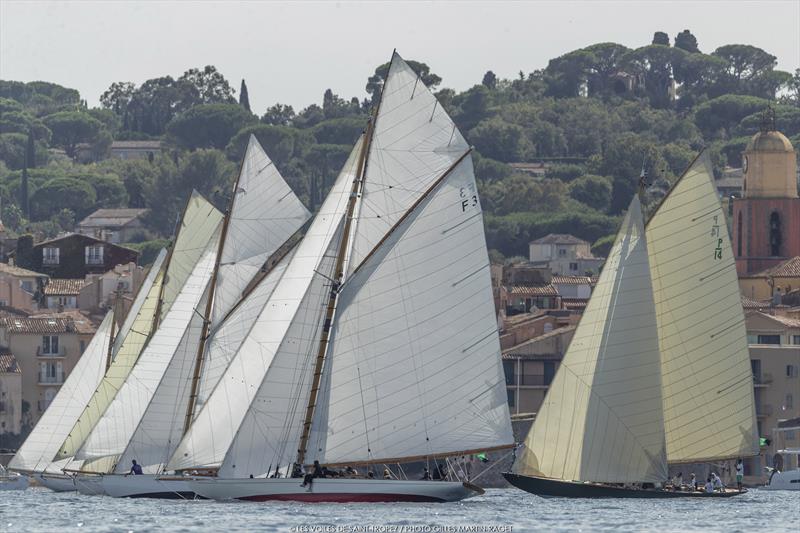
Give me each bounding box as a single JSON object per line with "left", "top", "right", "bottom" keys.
{"left": 739, "top": 255, "right": 800, "bottom": 301}
{"left": 0, "top": 263, "right": 48, "bottom": 313}
{"left": 77, "top": 208, "right": 149, "bottom": 244}
{"left": 0, "top": 313, "right": 97, "bottom": 428}
{"left": 42, "top": 279, "right": 85, "bottom": 310}
{"left": 109, "top": 140, "right": 161, "bottom": 161}
{"left": 731, "top": 124, "right": 800, "bottom": 275}
{"left": 528, "top": 233, "right": 604, "bottom": 275}
{"left": 0, "top": 353, "right": 22, "bottom": 437}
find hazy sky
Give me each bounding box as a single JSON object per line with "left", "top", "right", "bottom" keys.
{"left": 2, "top": 1, "right": 799, "bottom": 113}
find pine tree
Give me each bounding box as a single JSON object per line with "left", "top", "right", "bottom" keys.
{"left": 239, "top": 79, "right": 251, "bottom": 112}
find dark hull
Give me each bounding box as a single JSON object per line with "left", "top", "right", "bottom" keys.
{"left": 503, "top": 473, "right": 745, "bottom": 499}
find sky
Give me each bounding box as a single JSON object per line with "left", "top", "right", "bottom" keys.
{"left": 1, "top": 0, "right": 799, "bottom": 113}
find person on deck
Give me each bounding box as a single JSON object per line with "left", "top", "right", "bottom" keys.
{"left": 735, "top": 459, "right": 744, "bottom": 491}
{"left": 344, "top": 466, "right": 358, "bottom": 478}
{"left": 301, "top": 460, "right": 325, "bottom": 489}
{"left": 704, "top": 477, "right": 714, "bottom": 493}
{"left": 688, "top": 473, "right": 697, "bottom": 491}
{"left": 711, "top": 472, "right": 723, "bottom": 492}
{"left": 383, "top": 468, "right": 392, "bottom": 479}
{"left": 673, "top": 472, "right": 683, "bottom": 490}
{"left": 128, "top": 460, "right": 143, "bottom": 476}
{"left": 421, "top": 468, "right": 431, "bottom": 480}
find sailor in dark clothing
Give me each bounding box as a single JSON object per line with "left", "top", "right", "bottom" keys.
{"left": 301, "top": 460, "right": 324, "bottom": 488}
{"left": 128, "top": 460, "right": 143, "bottom": 475}
{"left": 421, "top": 468, "right": 431, "bottom": 480}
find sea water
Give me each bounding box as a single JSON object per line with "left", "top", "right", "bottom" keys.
{"left": 1, "top": 487, "right": 798, "bottom": 533}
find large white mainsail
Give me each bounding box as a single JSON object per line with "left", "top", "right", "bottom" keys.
{"left": 646, "top": 152, "right": 758, "bottom": 464}
{"left": 308, "top": 155, "right": 514, "bottom": 465}
{"left": 57, "top": 193, "right": 222, "bottom": 464}
{"left": 75, "top": 213, "right": 221, "bottom": 469}
{"left": 515, "top": 197, "right": 668, "bottom": 484}
{"left": 347, "top": 51, "right": 469, "bottom": 273}
{"left": 167, "top": 136, "right": 365, "bottom": 472}
{"left": 9, "top": 313, "right": 113, "bottom": 474}
{"left": 211, "top": 134, "right": 311, "bottom": 327}
{"left": 56, "top": 251, "right": 166, "bottom": 461}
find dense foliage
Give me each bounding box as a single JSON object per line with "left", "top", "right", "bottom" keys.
{"left": 1, "top": 30, "right": 798, "bottom": 259}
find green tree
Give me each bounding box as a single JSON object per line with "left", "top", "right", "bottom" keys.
{"left": 79, "top": 172, "right": 129, "bottom": 208}
{"left": 652, "top": 31, "right": 670, "bottom": 46}
{"left": 29, "top": 177, "right": 96, "bottom": 220}
{"left": 674, "top": 30, "right": 700, "bottom": 53}
{"left": 468, "top": 118, "right": 530, "bottom": 162}
{"left": 239, "top": 79, "right": 251, "bottom": 112}
{"left": 569, "top": 174, "right": 612, "bottom": 211}
{"left": 178, "top": 65, "right": 236, "bottom": 104}
{"left": 262, "top": 103, "right": 295, "bottom": 126}
{"left": 226, "top": 123, "right": 312, "bottom": 168}
{"left": 43, "top": 111, "right": 105, "bottom": 158}
{"left": 693, "top": 94, "right": 770, "bottom": 137}
{"left": 366, "top": 59, "right": 441, "bottom": 102}
{"left": 311, "top": 117, "right": 365, "bottom": 145}
{"left": 166, "top": 103, "right": 256, "bottom": 150}
{"left": 482, "top": 71, "right": 498, "bottom": 89}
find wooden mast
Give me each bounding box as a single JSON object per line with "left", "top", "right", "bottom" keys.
{"left": 181, "top": 150, "right": 247, "bottom": 436}
{"left": 294, "top": 55, "right": 393, "bottom": 467}
{"left": 103, "top": 285, "right": 123, "bottom": 370}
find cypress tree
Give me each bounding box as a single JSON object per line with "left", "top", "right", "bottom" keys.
{"left": 239, "top": 79, "right": 251, "bottom": 112}
{"left": 20, "top": 166, "right": 30, "bottom": 219}
{"left": 26, "top": 130, "right": 35, "bottom": 169}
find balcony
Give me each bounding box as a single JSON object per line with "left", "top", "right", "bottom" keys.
{"left": 85, "top": 256, "right": 104, "bottom": 266}
{"left": 756, "top": 403, "right": 774, "bottom": 418}
{"left": 42, "top": 257, "right": 60, "bottom": 266}
{"left": 38, "top": 371, "right": 65, "bottom": 385}
{"left": 520, "top": 374, "right": 552, "bottom": 387}
{"left": 37, "top": 346, "right": 66, "bottom": 358}
{"left": 754, "top": 372, "right": 773, "bottom": 387}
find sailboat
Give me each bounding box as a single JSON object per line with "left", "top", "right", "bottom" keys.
{"left": 503, "top": 153, "right": 758, "bottom": 498}
{"left": 175, "top": 52, "right": 514, "bottom": 503}
{"left": 88, "top": 136, "right": 310, "bottom": 499}
{"left": 8, "top": 250, "right": 167, "bottom": 491}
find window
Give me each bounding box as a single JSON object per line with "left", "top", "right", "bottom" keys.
{"left": 507, "top": 389, "right": 515, "bottom": 408}
{"left": 558, "top": 248, "right": 567, "bottom": 256}
{"left": 42, "top": 247, "right": 59, "bottom": 265}
{"left": 0, "top": 300, "right": 6, "bottom": 307}
{"left": 21, "top": 280, "right": 33, "bottom": 292}
{"left": 569, "top": 262, "right": 578, "bottom": 271}
{"left": 787, "top": 365, "right": 798, "bottom": 378}
{"left": 41, "top": 335, "right": 59, "bottom": 355}
{"left": 757, "top": 335, "right": 781, "bottom": 345}
{"left": 503, "top": 361, "right": 515, "bottom": 386}
{"left": 769, "top": 212, "right": 782, "bottom": 256}
{"left": 85, "top": 245, "right": 104, "bottom": 265}
{"left": 786, "top": 394, "right": 794, "bottom": 410}
{"left": 793, "top": 335, "right": 800, "bottom": 345}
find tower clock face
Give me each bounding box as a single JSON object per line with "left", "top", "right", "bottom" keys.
{"left": 743, "top": 155, "right": 749, "bottom": 173}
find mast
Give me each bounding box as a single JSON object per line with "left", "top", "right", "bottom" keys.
{"left": 295, "top": 76, "right": 387, "bottom": 466}
{"left": 104, "top": 285, "right": 123, "bottom": 370}
{"left": 151, "top": 198, "right": 191, "bottom": 331}
{"left": 181, "top": 160, "right": 243, "bottom": 436}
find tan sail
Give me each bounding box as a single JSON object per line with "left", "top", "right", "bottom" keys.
{"left": 646, "top": 152, "right": 758, "bottom": 463}
{"left": 516, "top": 197, "right": 668, "bottom": 484}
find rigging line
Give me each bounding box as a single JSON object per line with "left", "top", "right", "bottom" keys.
{"left": 452, "top": 264, "right": 488, "bottom": 288}
{"left": 462, "top": 329, "right": 497, "bottom": 354}
{"left": 356, "top": 366, "right": 372, "bottom": 457}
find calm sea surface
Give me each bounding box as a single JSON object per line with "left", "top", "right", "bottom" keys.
{"left": 1, "top": 487, "right": 798, "bottom": 533}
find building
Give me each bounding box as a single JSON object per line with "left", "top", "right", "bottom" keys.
{"left": 43, "top": 279, "right": 86, "bottom": 310}
{"left": 529, "top": 234, "right": 604, "bottom": 276}
{"left": 0, "top": 352, "right": 22, "bottom": 437}
{"left": 110, "top": 140, "right": 161, "bottom": 161}
{"left": 0, "top": 263, "right": 48, "bottom": 313}
{"left": 739, "top": 256, "right": 800, "bottom": 301}
{"left": 0, "top": 313, "right": 97, "bottom": 428}
{"left": 732, "top": 124, "right": 800, "bottom": 275}
{"left": 744, "top": 311, "right": 800, "bottom": 483}
{"left": 78, "top": 262, "right": 146, "bottom": 314}
{"left": 12, "top": 233, "right": 139, "bottom": 279}
{"left": 77, "top": 208, "right": 149, "bottom": 244}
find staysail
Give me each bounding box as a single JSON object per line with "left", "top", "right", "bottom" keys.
{"left": 9, "top": 313, "right": 113, "bottom": 474}
{"left": 309, "top": 155, "right": 514, "bottom": 465}
{"left": 646, "top": 152, "right": 758, "bottom": 463}
{"left": 515, "top": 197, "right": 668, "bottom": 484}
{"left": 167, "top": 136, "right": 365, "bottom": 472}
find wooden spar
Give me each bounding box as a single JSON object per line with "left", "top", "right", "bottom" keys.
{"left": 181, "top": 147, "right": 248, "bottom": 436}
{"left": 103, "top": 287, "right": 122, "bottom": 371}
{"left": 295, "top": 70, "right": 389, "bottom": 466}
{"left": 346, "top": 147, "right": 472, "bottom": 282}
{"left": 319, "top": 444, "right": 516, "bottom": 469}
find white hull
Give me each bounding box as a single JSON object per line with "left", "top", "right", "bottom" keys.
{"left": 0, "top": 472, "right": 29, "bottom": 491}
{"left": 764, "top": 469, "right": 800, "bottom": 490}
{"left": 74, "top": 474, "right": 106, "bottom": 496}
{"left": 190, "top": 477, "right": 483, "bottom": 503}
{"left": 101, "top": 474, "right": 198, "bottom": 499}
{"left": 35, "top": 473, "right": 76, "bottom": 492}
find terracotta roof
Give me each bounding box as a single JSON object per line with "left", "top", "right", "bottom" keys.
{"left": 561, "top": 297, "right": 589, "bottom": 310}
{"left": 551, "top": 275, "right": 593, "bottom": 285}
{"left": 44, "top": 278, "right": 86, "bottom": 295}
{"left": 741, "top": 295, "right": 770, "bottom": 309}
{"left": 529, "top": 234, "right": 588, "bottom": 245}
{"left": 751, "top": 256, "right": 800, "bottom": 278}
{"left": 506, "top": 284, "right": 559, "bottom": 296}
{"left": 0, "top": 354, "right": 20, "bottom": 373}
{"left": 29, "top": 310, "right": 97, "bottom": 335}
{"left": 0, "top": 316, "right": 75, "bottom": 334}
{"left": 0, "top": 262, "right": 48, "bottom": 279}
{"left": 78, "top": 208, "right": 148, "bottom": 228}
{"left": 111, "top": 140, "right": 162, "bottom": 150}
{"left": 763, "top": 314, "right": 800, "bottom": 329}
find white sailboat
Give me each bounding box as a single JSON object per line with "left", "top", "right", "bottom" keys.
{"left": 8, "top": 250, "right": 167, "bottom": 491}
{"left": 504, "top": 153, "right": 758, "bottom": 498}
{"left": 181, "top": 52, "right": 514, "bottom": 503}
{"left": 97, "top": 137, "right": 311, "bottom": 498}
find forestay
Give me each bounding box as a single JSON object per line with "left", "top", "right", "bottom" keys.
{"left": 646, "top": 152, "right": 758, "bottom": 463}
{"left": 516, "top": 197, "right": 668, "bottom": 484}
{"left": 75, "top": 226, "right": 220, "bottom": 465}
{"left": 168, "top": 136, "right": 365, "bottom": 472}
{"left": 309, "top": 156, "right": 514, "bottom": 465}
{"left": 211, "top": 134, "right": 311, "bottom": 327}
{"left": 347, "top": 52, "right": 469, "bottom": 273}
{"left": 9, "top": 313, "right": 113, "bottom": 474}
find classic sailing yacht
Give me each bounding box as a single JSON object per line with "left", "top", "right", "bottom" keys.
{"left": 96, "top": 136, "right": 311, "bottom": 498}
{"left": 9, "top": 250, "right": 167, "bottom": 491}
{"left": 504, "top": 153, "right": 758, "bottom": 498}
{"left": 178, "top": 52, "right": 514, "bottom": 503}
